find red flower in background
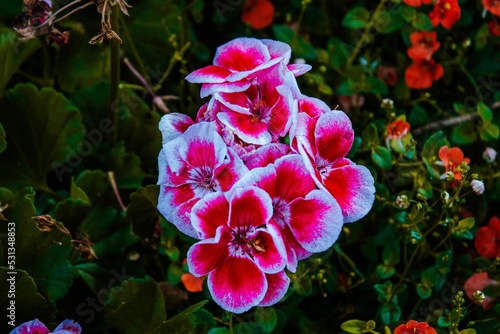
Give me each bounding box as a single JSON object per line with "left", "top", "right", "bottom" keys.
{"left": 377, "top": 66, "right": 398, "bottom": 86}
{"left": 387, "top": 120, "right": 411, "bottom": 140}
{"left": 464, "top": 272, "right": 499, "bottom": 310}
{"left": 475, "top": 216, "right": 500, "bottom": 258}
{"left": 394, "top": 320, "right": 437, "bottom": 334}
{"left": 407, "top": 31, "right": 441, "bottom": 61}
{"left": 181, "top": 273, "right": 205, "bottom": 292}
{"left": 483, "top": 0, "right": 500, "bottom": 17}
{"left": 437, "top": 146, "right": 470, "bottom": 180}
{"left": 402, "top": 0, "right": 432, "bottom": 6}
{"left": 405, "top": 59, "right": 444, "bottom": 89}
{"left": 429, "top": 0, "right": 461, "bottom": 29}
{"left": 489, "top": 19, "right": 500, "bottom": 35}
{"left": 242, "top": 0, "right": 275, "bottom": 29}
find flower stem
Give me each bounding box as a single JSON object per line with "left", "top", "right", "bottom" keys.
{"left": 108, "top": 5, "right": 121, "bottom": 147}
{"left": 347, "top": 0, "right": 389, "bottom": 65}
{"left": 412, "top": 113, "right": 480, "bottom": 136}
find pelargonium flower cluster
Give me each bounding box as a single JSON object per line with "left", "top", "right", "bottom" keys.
{"left": 10, "top": 319, "right": 81, "bottom": 334}
{"left": 157, "top": 38, "right": 375, "bottom": 313}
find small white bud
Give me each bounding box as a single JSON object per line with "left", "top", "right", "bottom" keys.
{"left": 472, "top": 290, "right": 485, "bottom": 303}
{"left": 483, "top": 147, "right": 497, "bottom": 163}
{"left": 395, "top": 194, "right": 409, "bottom": 209}
{"left": 471, "top": 179, "right": 485, "bottom": 195}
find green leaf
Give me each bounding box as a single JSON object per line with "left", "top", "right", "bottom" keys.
{"left": 327, "top": 38, "right": 351, "bottom": 68}
{"left": 160, "top": 301, "right": 209, "bottom": 333}
{"left": 376, "top": 264, "right": 395, "bottom": 279}
{"left": 0, "top": 83, "right": 84, "bottom": 190}
{"left": 457, "top": 329, "right": 476, "bottom": 334}
{"left": 0, "top": 269, "right": 53, "bottom": 332}
{"left": 0, "top": 28, "right": 40, "bottom": 95}
{"left": 71, "top": 177, "right": 91, "bottom": 205}
{"left": 54, "top": 198, "right": 92, "bottom": 232}
{"left": 104, "top": 277, "right": 169, "bottom": 334}
{"left": 272, "top": 25, "right": 317, "bottom": 59}
{"left": 374, "top": 11, "right": 406, "bottom": 33}
{"left": 382, "top": 241, "right": 400, "bottom": 266}
{"left": 254, "top": 307, "right": 278, "bottom": 334}
{"left": 412, "top": 13, "right": 433, "bottom": 31}
{"left": 342, "top": 7, "right": 371, "bottom": 29}
{"left": 479, "top": 123, "right": 500, "bottom": 142}
{"left": 477, "top": 101, "right": 492, "bottom": 122}
{"left": 0, "top": 188, "right": 73, "bottom": 301}
{"left": 367, "top": 77, "right": 388, "bottom": 95}
{"left": 75, "top": 170, "right": 112, "bottom": 205}
{"left": 340, "top": 319, "right": 366, "bottom": 333}
{"left": 111, "top": 141, "right": 146, "bottom": 189}
{"left": 401, "top": 6, "right": 417, "bottom": 22}
{"left": 422, "top": 131, "right": 449, "bottom": 179}
{"left": 208, "top": 328, "right": 230, "bottom": 334}
{"left": 455, "top": 217, "right": 475, "bottom": 233}
{"left": 126, "top": 185, "right": 160, "bottom": 241}
{"left": 0, "top": 122, "right": 5, "bottom": 153}
{"left": 362, "top": 123, "right": 379, "bottom": 148}
{"left": 452, "top": 122, "right": 477, "bottom": 144}
{"left": 409, "top": 105, "right": 429, "bottom": 127}
{"left": 372, "top": 146, "right": 392, "bottom": 170}
{"left": 293, "top": 276, "right": 313, "bottom": 296}
{"left": 416, "top": 283, "right": 432, "bottom": 299}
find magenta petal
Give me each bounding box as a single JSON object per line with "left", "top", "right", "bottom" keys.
{"left": 292, "top": 112, "right": 317, "bottom": 157}
{"left": 214, "top": 38, "right": 271, "bottom": 72}
{"left": 244, "top": 143, "right": 290, "bottom": 169}
{"left": 228, "top": 187, "right": 273, "bottom": 230}
{"left": 9, "top": 319, "right": 49, "bottom": 334}
{"left": 53, "top": 320, "right": 82, "bottom": 334}
{"left": 158, "top": 186, "right": 200, "bottom": 238}
{"left": 274, "top": 154, "right": 316, "bottom": 201}
{"left": 289, "top": 189, "right": 343, "bottom": 252}
{"left": 298, "top": 96, "right": 330, "bottom": 118}
{"left": 249, "top": 228, "right": 286, "bottom": 274}
{"left": 315, "top": 110, "right": 354, "bottom": 165}
{"left": 258, "top": 271, "right": 290, "bottom": 307}
{"left": 208, "top": 255, "right": 267, "bottom": 313}
{"left": 323, "top": 160, "right": 375, "bottom": 223}
{"left": 159, "top": 113, "right": 194, "bottom": 145}
{"left": 187, "top": 227, "right": 231, "bottom": 276}
{"left": 261, "top": 39, "right": 291, "bottom": 64}
{"left": 217, "top": 111, "right": 272, "bottom": 145}
{"left": 230, "top": 165, "right": 277, "bottom": 200}
{"left": 215, "top": 148, "right": 249, "bottom": 191}
{"left": 267, "top": 85, "right": 293, "bottom": 137}
{"left": 287, "top": 64, "right": 312, "bottom": 76}
{"left": 191, "top": 192, "right": 229, "bottom": 238}
{"left": 185, "top": 65, "right": 232, "bottom": 83}
{"left": 200, "top": 81, "right": 252, "bottom": 98}
{"left": 216, "top": 91, "right": 253, "bottom": 114}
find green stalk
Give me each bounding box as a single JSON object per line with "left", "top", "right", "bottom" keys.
{"left": 108, "top": 6, "right": 121, "bottom": 147}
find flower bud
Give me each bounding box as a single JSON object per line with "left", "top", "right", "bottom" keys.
{"left": 472, "top": 290, "right": 486, "bottom": 303}
{"left": 483, "top": 147, "right": 497, "bottom": 163}
{"left": 381, "top": 98, "right": 394, "bottom": 109}
{"left": 395, "top": 194, "right": 409, "bottom": 209}
{"left": 445, "top": 171, "right": 455, "bottom": 181}
{"left": 471, "top": 179, "right": 485, "bottom": 195}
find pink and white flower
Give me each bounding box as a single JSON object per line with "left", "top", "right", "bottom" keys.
{"left": 10, "top": 319, "right": 82, "bottom": 334}
{"left": 230, "top": 154, "right": 343, "bottom": 271}
{"left": 187, "top": 186, "right": 289, "bottom": 313}
{"left": 294, "top": 110, "right": 375, "bottom": 223}
{"left": 157, "top": 120, "right": 248, "bottom": 238}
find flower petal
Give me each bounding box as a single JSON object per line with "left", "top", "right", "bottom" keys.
{"left": 158, "top": 186, "right": 200, "bottom": 238}
{"left": 214, "top": 38, "right": 271, "bottom": 73}
{"left": 322, "top": 160, "right": 375, "bottom": 223}
{"left": 159, "top": 113, "right": 194, "bottom": 145}
{"left": 248, "top": 228, "right": 286, "bottom": 274}
{"left": 314, "top": 110, "right": 354, "bottom": 165}
{"left": 185, "top": 65, "right": 232, "bottom": 84}
{"left": 228, "top": 186, "right": 273, "bottom": 230}
{"left": 53, "top": 320, "right": 82, "bottom": 334}
{"left": 217, "top": 110, "right": 272, "bottom": 145}
{"left": 9, "top": 319, "right": 49, "bottom": 334}
{"left": 208, "top": 255, "right": 267, "bottom": 313}
{"left": 274, "top": 154, "right": 316, "bottom": 201}
{"left": 200, "top": 81, "right": 252, "bottom": 98}
{"left": 187, "top": 227, "right": 232, "bottom": 276}
{"left": 215, "top": 148, "right": 249, "bottom": 192}
{"left": 191, "top": 191, "right": 229, "bottom": 238}
{"left": 258, "top": 271, "right": 290, "bottom": 307}
{"left": 287, "top": 64, "right": 312, "bottom": 76}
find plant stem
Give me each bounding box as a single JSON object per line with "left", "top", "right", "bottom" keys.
{"left": 108, "top": 5, "right": 121, "bottom": 147}
{"left": 413, "top": 113, "right": 480, "bottom": 136}
{"left": 119, "top": 14, "right": 148, "bottom": 78}
{"left": 347, "top": 0, "right": 389, "bottom": 65}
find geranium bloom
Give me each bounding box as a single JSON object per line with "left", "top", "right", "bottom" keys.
{"left": 436, "top": 145, "right": 470, "bottom": 180}
{"left": 405, "top": 59, "right": 444, "bottom": 89}
{"left": 294, "top": 110, "right": 375, "bottom": 223}
{"left": 475, "top": 216, "right": 500, "bottom": 258}
{"left": 402, "top": 0, "right": 432, "bottom": 6}
{"left": 230, "top": 154, "right": 343, "bottom": 271}
{"left": 394, "top": 320, "right": 437, "bottom": 334}
{"left": 489, "top": 19, "right": 500, "bottom": 35}
{"left": 429, "top": 0, "right": 461, "bottom": 29}
{"left": 407, "top": 31, "right": 441, "bottom": 61}
{"left": 10, "top": 319, "right": 81, "bottom": 334}
{"left": 387, "top": 119, "right": 411, "bottom": 140}
{"left": 157, "top": 120, "right": 248, "bottom": 238}
{"left": 464, "top": 272, "right": 499, "bottom": 310}
{"left": 242, "top": 0, "right": 275, "bottom": 29}
{"left": 483, "top": 0, "right": 500, "bottom": 17}
{"left": 187, "top": 186, "right": 289, "bottom": 313}
{"left": 214, "top": 65, "right": 295, "bottom": 145}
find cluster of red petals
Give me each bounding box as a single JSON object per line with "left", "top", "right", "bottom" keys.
{"left": 377, "top": 66, "right": 398, "bottom": 86}
{"left": 464, "top": 272, "right": 499, "bottom": 310}
{"left": 408, "top": 31, "right": 441, "bottom": 61}
{"left": 483, "top": 0, "right": 500, "bottom": 17}
{"left": 394, "top": 320, "right": 437, "bottom": 334}
{"left": 402, "top": 0, "right": 432, "bottom": 6}
{"left": 242, "top": 0, "right": 275, "bottom": 29}
{"left": 429, "top": 0, "right": 461, "bottom": 29}
{"left": 405, "top": 59, "right": 444, "bottom": 89}
{"left": 387, "top": 120, "right": 411, "bottom": 140}
{"left": 438, "top": 146, "right": 470, "bottom": 180}
{"left": 475, "top": 216, "right": 500, "bottom": 258}
{"left": 489, "top": 19, "right": 500, "bottom": 35}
